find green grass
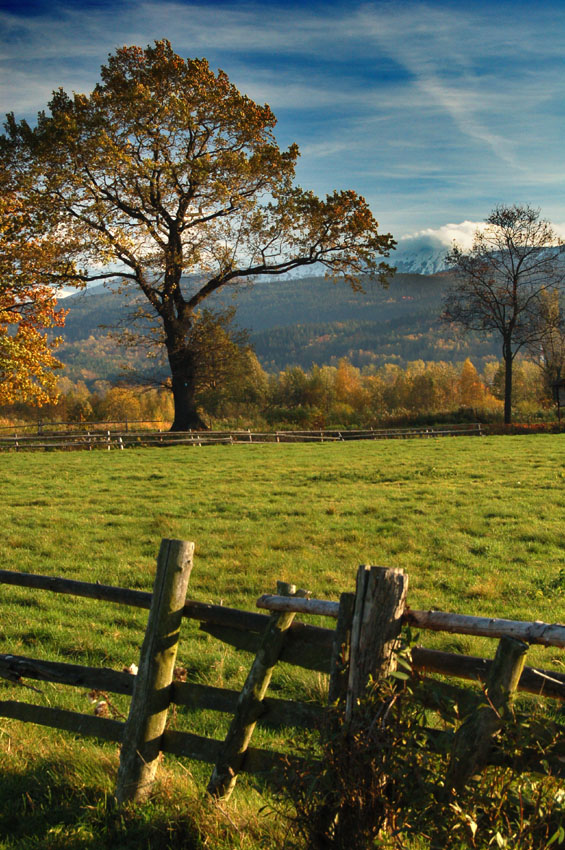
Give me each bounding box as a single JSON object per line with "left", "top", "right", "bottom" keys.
{"left": 0, "top": 435, "right": 564, "bottom": 847}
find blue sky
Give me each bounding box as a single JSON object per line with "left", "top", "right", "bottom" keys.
{"left": 1, "top": 0, "right": 564, "bottom": 251}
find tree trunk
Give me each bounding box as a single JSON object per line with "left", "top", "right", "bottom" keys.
{"left": 167, "top": 343, "right": 207, "bottom": 431}
{"left": 503, "top": 340, "right": 513, "bottom": 425}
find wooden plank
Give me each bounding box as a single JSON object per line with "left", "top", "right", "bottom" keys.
{"left": 0, "top": 570, "right": 272, "bottom": 631}
{"left": 184, "top": 600, "right": 269, "bottom": 631}
{"left": 415, "top": 726, "right": 565, "bottom": 780}
{"left": 207, "top": 583, "right": 308, "bottom": 800}
{"left": 161, "top": 729, "right": 307, "bottom": 777}
{"left": 0, "top": 570, "right": 153, "bottom": 609}
{"left": 0, "top": 424, "right": 483, "bottom": 452}
{"left": 0, "top": 568, "right": 334, "bottom": 655}
{"left": 0, "top": 654, "right": 135, "bottom": 695}
{"left": 3, "top": 643, "right": 558, "bottom": 708}
{"left": 0, "top": 700, "right": 124, "bottom": 742}
{"left": 199, "top": 621, "right": 334, "bottom": 672}
{"left": 256, "top": 595, "right": 340, "bottom": 618}
{"left": 0, "top": 701, "right": 314, "bottom": 779}
{"left": 171, "top": 681, "right": 322, "bottom": 728}
{"left": 161, "top": 728, "right": 222, "bottom": 762}
{"left": 412, "top": 647, "right": 565, "bottom": 700}
{"left": 116, "top": 539, "right": 194, "bottom": 803}
{"left": 328, "top": 592, "right": 355, "bottom": 704}
{"left": 445, "top": 636, "right": 528, "bottom": 794}
{"left": 405, "top": 609, "right": 565, "bottom": 647}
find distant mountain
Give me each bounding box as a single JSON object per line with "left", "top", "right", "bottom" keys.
{"left": 391, "top": 239, "right": 565, "bottom": 276}
{"left": 55, "top": 272, "right": 501, "bottom": 384}
{"left": 392, "top": 245, "right": 450, "bottom": 275}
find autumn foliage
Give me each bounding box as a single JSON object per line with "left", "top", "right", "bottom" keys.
{"left": 0, "top": 181, "right": 69, "bottom": 405}
{"left": 1, "top": 40, "right": 394, "bottom": 429}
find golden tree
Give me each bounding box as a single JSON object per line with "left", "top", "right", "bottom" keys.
{"left": 458, "top": 358, "right": 485, "bottom": 408}
{"left": 2, "top": 40, "right": 395, "bottom": 429}
{"left": 0, "top": 172, "right": 70, "bottom": 405}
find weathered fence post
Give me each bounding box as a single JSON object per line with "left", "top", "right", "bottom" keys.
{"left": 207, "top": 581, "right": 309, "bottom": 800}
{"left": 328, "top": 592, "right": 356, "bottom": 705}
{"left": 115, "top": 538, "right": 194, "bottom": 803}
{"left": 345, "top": 565, "right": 409, "bottom": 722}
{"left": 445, "top": 635, "right": 528, "bottom": 794}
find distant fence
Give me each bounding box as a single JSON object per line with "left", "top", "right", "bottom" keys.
{"left": 0, "top": 418, "right": 165, "bottom": 434}
{"left": 0, "top": 423, "right": 483, "bottom": 452}
{"left": 0, "top": 538, "right": 563, "bottom": 803}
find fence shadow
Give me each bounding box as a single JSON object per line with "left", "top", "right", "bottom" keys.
{"left": 0, "top": 754, "right": 201, "bottom": 850}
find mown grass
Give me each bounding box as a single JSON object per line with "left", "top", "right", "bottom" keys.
{"left": 0, "top": 434, "right": 564, "bottom": 847}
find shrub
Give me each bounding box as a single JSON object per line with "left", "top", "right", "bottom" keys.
{"left": 277, "top": 673, "right": 565, "bottom": 849}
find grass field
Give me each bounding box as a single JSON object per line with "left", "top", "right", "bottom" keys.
{"left": 0, "top": 435, "right": 564, "bottom": 848}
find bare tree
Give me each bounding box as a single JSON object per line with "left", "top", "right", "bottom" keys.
{"left": 442, "top": 205, "right": 565, "bottom": 423}
{"left": 530, "top": 288, "right": 565, "bottom": 403}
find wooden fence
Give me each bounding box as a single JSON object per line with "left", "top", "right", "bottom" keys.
{"left": 0, "top": 423, "right": 483, "bottom": 452}
{"left": 0, "top": 418, "right": 164, "bottom": 435}
{"left": 0, "top": 539, "right": 563, "bottom": 803}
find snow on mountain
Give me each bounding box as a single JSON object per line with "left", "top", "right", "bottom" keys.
{"left": 391, "top": 221, "right": 479, "bottom": 275}
{"left": 392, "top": 245, "right": 450, "bottom": 275}
{"left": 392, "top": 221, "right": 565, "bottom": 276}
{"left": 63, "top": 221, "right": 565, "bottom": 288}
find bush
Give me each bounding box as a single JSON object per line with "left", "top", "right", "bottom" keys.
{"left": 277, "top": 673, "right": 565, "bottom": 849}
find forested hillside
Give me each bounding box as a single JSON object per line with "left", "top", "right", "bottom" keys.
{"left": 56, "top": 272, "right": 500, "bottom": 383}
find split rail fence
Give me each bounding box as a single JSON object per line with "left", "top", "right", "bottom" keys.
{"left": 0, "top": 423, "right": 483, "bottom": 452}
{"left": 0, "top": 538, "right": 563, "bottom": 803}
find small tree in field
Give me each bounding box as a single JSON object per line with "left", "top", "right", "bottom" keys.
{"left": 2, "top": 40, "right": 395, "bottom": 430}
{"left": 442, "top": 205, "right": 565, "bottom": 423}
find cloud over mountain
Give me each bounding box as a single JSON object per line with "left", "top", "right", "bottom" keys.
{"left": 393, "top": 221, "right": 480, "bottom": 274}
{"left": 393, "top": 218, "right": 565, "bottom": 275}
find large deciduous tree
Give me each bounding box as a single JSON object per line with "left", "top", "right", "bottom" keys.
{"left": 442, "top": 205, "right": 565, "bottom": 423}
{"left": 2, "top": 40, "right": 395, "bottom": 429}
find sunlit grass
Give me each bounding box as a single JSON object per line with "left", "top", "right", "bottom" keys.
{"left": 0, "top": 434, "right": 564, "bottom": 846}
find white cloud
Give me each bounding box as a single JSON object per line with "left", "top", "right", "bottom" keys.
{"left": 398, "top": 221, "right": 481, "bottom": 252}
{"left": 398, "top": 217, "right": 565, "bottom": 253}
{"left": 549, "top": 222, "right": 565, "bottom": 241}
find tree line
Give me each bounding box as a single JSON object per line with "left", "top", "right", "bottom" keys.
{"left": 0, "top": 356, "right": 554, "bottom": 432}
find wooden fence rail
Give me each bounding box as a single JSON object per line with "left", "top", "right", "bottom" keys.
{"left": 1, "top": 568, "right": 563, "bottom": 696}
{"left": 0, "top": 423, "right": 483, "bottom": 452}
{"left": 0, "top": 540, "right": 563, "bottom": 804}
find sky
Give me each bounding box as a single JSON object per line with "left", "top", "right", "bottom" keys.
{"left": 1, "top": 0, "right": 564, "bottom": 253}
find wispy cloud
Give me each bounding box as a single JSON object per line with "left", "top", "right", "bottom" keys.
{"left": 353, "top": 2, "right": 564, "bottom": 172}
{"left": 0, "top": 0, "right": 563, "bottom": 235}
